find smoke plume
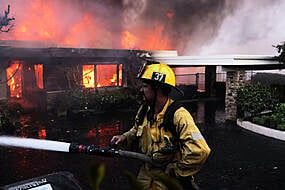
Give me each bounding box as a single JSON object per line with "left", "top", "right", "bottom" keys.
{"left": 199, "top": 0, "right": 285, "bottom": 55}
{"left": 2, "top": 0, "right": 283, "bottom": 56}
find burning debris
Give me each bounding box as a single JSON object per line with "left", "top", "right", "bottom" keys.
{"left": 0, "top": 5, "right": 15, "bottom": 32}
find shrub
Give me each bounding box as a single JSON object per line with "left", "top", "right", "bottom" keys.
{"left": 0, "top": 102, "right": 23, "bottom": 133}
{"left": 251, "top": 103, "right": 285, "bottom": 130}
{"left": 268, "top": 114, "right": 279, "bottom": 129}
{"left": 251, "top": 73, "right": 285, "bottom": 86}
{"left": 236, "top": 83, "right": 279, "bottom": 117}
{"left": 51, "top": 87, "right": 139, "bottom": 116}
{"left": 275, "top": 103, "right": 285, "bottom": 117}
{"left": 252, "top": 116, "right": 266, "bottom": 126}
{"left": 277, "top": 124, "right": 285, "bottom": 131}
{"left": 251, "top": 73, "right": 285, "bottom": 102}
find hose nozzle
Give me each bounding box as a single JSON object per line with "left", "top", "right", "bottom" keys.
{"left": 69, "top": 143, "right": 118, "bottom": 157}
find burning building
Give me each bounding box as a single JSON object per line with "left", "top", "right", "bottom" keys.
{"left": 1, "top": 0, "right": 227, "bottom": 111}
{"left": 0, "top": 42, "right": 179, "bottom": 111}
{"left": 0, "top": 45, "right": 126, "bottom": 110}
{"left": 0, "top": 0, "right": 183, "bottom": 111}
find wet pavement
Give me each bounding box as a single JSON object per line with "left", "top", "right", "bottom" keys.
{"left": 1, "top": 100, "right": 285, "bottom": 190}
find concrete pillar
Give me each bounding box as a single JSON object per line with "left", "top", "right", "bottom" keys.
{"left": 195, "top": 73, "right": 199, "bottom": 87}
{"left": 225, "top": 70, "right": 246, "bottom": 121}
{"left": 205, "top": 66, "right": 216, "bottom": 97}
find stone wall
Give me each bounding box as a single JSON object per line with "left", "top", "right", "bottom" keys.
{"left": 225, "top": 70, "right": 246, "bottom": 121}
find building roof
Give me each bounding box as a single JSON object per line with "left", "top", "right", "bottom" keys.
{"left": 153, "top": 54, "right": 284, "bottom": 70}
{"left": 0, "top": 40, "right": 178, "bottom": 59}
{"left": 154, "top": 54, "right": 278, "bottom": 66}
{"left": 0, "top": 40, "right": 283, "bottom": 70}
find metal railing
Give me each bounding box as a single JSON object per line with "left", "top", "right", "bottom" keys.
{"left": 175, "top": 71, "right": 284, "bottom": 94}
{"left": 175, "top": 73, "right": 205, "bottom": 92}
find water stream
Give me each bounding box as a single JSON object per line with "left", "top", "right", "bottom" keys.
{"left": 0, "top": 136, "right": 70, "bottom": 152}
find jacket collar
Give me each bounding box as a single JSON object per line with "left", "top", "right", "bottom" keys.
{"left": 156, "top": 98, "right": 174, "bottom": 122}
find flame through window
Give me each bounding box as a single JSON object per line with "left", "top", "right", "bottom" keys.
{"left": 6, "top": 62, "right": 44, "bottom": 98}
{"left": 34, "top": 64, "right": 44, "bottom": 89}
{"left": 82, "top": 64, "right": 122, "bottom": 88}
{"left": 6, "top": 62, "right": 23, "bottom": 98}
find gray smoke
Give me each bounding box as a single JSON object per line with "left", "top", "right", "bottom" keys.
{"left": 121, "top": 0, "right": 241, "bottom": 54}
{"left": 199, "top": 0, "right": 285, "bottom": 55}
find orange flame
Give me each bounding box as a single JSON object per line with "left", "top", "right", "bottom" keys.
{"left": 82, "top": 64, "right": 122, "bottom": 88}
{"left": 64, "top": 13, "right": 99, "bottom": 47}
{"left": 141, "top": 25, "right": 171, "bottom": 50}
{"left": 6, "top": 62, "right": 22, "bottom": 98}
{"left": 83, "top": 65, "right": 95, "bottom": 88}
{"left": 34, "top": 64, "right": 43, "bottom": 89}
{"left": 38, "top": 129, "right": 47, "bottom": 139}
{"left": 97, "top": 64, "right": 115, "bottom": 87}
{"left": 118, "top": 64, "right": 122, "bottom": 85}
{"left": 121, "top": 24, "right": 171, "bottom": 50}
{"left": 122, "top": 31, "right": 136, "bottom": 49}
{"left": 110, "top": 74, "right": 116, "bottom": 83}
{"left": 110, "top": 65, "right": 122, "bottom": 85}
{"left": 1, "top": 1, "right": 174, "bottom": 51}
{"left": 13, "top": 0, "right": 57, "bottom": 41}
{"left": 97, "top": 65, "right": 122, "bottom": 87}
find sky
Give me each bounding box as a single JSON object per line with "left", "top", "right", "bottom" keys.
{"left": 198, "top": 0, "right": 285, "bottom": 56}
{"left": 0, "top": 0, "right": 285, "bottom": 57}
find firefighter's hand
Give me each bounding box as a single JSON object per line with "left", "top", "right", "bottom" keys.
{"left": 111, "top": 135, "right": 126, "bottom": 145}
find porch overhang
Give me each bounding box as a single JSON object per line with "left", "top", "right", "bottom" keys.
{"left": 153, "top": 54, "right": 284, "bottom": 70}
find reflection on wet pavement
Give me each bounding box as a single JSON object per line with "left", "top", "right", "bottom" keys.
{"left": 0, "top": 101, "right": 223, "bottom": 188}
{"left": 1, "top": 105, "right": 285, "bottom": 190}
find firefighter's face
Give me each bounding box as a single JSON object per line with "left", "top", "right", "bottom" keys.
{"left": 140, "top": 82, "right": 155, "bottom": 104}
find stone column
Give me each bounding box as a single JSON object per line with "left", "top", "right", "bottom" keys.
{"left": 225, "top": 70, "right": 246, "bottom": 121}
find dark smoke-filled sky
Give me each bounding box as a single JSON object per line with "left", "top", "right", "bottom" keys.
{"left": 0, "top": 0, "right": 284, "bottom": 55}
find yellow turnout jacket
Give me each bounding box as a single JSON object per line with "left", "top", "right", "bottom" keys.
{"left": 123, "top": 98, "right": 211, "bottom": 177}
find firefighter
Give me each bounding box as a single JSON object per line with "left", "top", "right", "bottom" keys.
{"left": 111, "top": 61, "right": 210, "bottom": 190}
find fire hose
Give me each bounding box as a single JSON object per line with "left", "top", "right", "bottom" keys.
{"left": 0, "top": 137, "right": 198, "bottom": 190}
{"left": 0, "top": 136, "right": 176, "bottom": 190}
{"left": 69, "top": 142, "right": 165, "bottom": 168}
{"left": 0, "top": 136, "right": 166, "bottom": 168}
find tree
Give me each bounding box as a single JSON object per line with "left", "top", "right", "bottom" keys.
{"left": 0, "top": 5, "right": 15, "bottom": 32}
{"left": 274, "top": 41, "right": 285, "bottom": 65}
